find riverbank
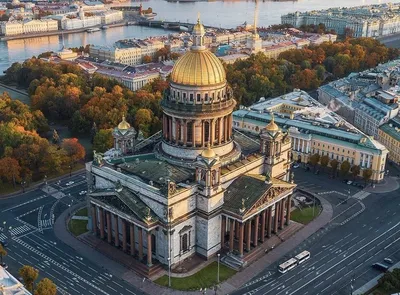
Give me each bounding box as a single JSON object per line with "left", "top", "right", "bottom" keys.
{"left": 0, "top": 21, "right": 128, "bottom": 41}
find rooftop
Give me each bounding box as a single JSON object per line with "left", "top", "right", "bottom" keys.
{"left": 380, "top": 117, "right": 400, "bottom": 141}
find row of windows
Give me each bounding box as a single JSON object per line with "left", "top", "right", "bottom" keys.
{"left": 313, "top": 142, "right": 356, "bottom": 155}
{"left": 170, "top": 88, "right": 227, "bottom": 103}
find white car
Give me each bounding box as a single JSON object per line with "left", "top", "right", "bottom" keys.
{"left": 347, "top": 181, "right": 353, "bottom": 185}
{"left": 79, "top": 190, "right": 87, "bottom": 195}
{"left": 66, "top": 181, "right": 75, "bottom": 186}
{"left": 293, "top": 164, "right": 300, "bottom": 169}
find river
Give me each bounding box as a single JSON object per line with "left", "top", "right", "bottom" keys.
{"left": 0, "top": 0, "right": 395, "bottom": 74}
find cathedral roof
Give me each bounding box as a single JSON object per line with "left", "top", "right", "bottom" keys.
{"left": 170, "top": 50, "right": 226, "bottom": 86}
{"left": 89, "top": 189, "right": 158, "bottom": 225}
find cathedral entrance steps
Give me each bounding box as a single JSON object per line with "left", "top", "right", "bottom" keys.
{"left": 80, "top": 233, "right": 163, "bottom": 279}
{"left": 221, "top": 253, "right": 247, "bottom": 271}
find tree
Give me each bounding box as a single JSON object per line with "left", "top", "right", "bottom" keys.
{"left": 143, "top": 55, "right": 152, "bottom": 63}
{"left": 351, "top": 165, "right": 361, "bottom": 179}
{"left": 320, "top": 155, "right": 330, "bottom": 172}
{"left": 61, "top": 138, "right": 85, "bottom": 165}
{"left": 330, "top": 159, "right": 339, "bottom": 178}
{"left": 93, "top": 129, "right": 114, "bottom": 153}
{"left": 0, "top": 244, "right": 6, "bottom": 263}
{"left": 0, "top": 157, "right": 21, "bottom": 187}
{"left": 363, "top": 168, "right": 373, "bottom": 185}
{"left": 340, "top": 160, "right": 351, "bottom": 177}
{"left": 34, "top": 278, "right": 57, "bottom": 295}
{"left": 51, "top": 129, "right": 60, "bottom": 145}
{"left": 134, "top": 108, "right": 153, "bottom": 137}
{"left": 19, "top": 265, "right": 39, "bottom": 292}
{"left": 90, "top": 122, "right": 98, "bottom": 144}
{"left": 309, "top": 153, "right": 320, "bottom": 172}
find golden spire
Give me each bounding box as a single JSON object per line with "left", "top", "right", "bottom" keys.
{"left": 197, "top": 12, "right": 201, "bottom": 24}
{"left": 254, "top": 0, "right": 259, "bottom": 36}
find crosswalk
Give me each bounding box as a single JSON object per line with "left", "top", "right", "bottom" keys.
{"left": 10, "top": 225, "right": 34, "bottom": 236}
{"left": 40, "top": 219, "right": 53, "bottom": 228}
{"left": 352, "top": 191, "right": 371, "bottom": 200}
{"left": 0, "top": 233, "right": 6, "bottom": 242}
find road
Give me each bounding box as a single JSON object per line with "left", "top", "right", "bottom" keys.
{"left": 0, "top": 172, "right": 145, "bottom": 295}
{"left": 234, "top": 170, "right": 400, "bottom": 295}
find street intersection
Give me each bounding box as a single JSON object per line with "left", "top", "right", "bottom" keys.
{"left": 0, "top": 172, "right": 145, "bottom": 295}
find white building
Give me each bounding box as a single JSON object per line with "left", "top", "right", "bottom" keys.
{"left": 282, "top": 3, "right": 400, "bottom": 37}
{"left": 99, "top": 10, "right": 123, "bottom": 25}
{"left": 89, "top": 39, "right": 165, "bottom": 66}
{"left": 0, "top": 266, "right": 32, "bottom": 295}
{"left": 0, "top": 19, "right": 58, "bottom": 36}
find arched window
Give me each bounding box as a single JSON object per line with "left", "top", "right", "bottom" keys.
{"left": 187, "top": 121, "right": 193, "bottom": 144}
{"left": 204, "top": 121, "right": 210, "bottom": 144}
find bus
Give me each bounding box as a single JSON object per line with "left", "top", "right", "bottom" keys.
{"left": 278, "top": 258, "right": 298, "bottom": 273}
{"left": 295, "top": 251, "right": 311, "bottom": 264}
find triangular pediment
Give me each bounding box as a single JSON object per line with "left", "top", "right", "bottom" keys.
{"left": 223, "top": 174, "right": 296, "bottom": 219}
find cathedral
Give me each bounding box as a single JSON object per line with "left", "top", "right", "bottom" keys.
{"left": 86, "top": 17, "right": 296, "bottom": 273}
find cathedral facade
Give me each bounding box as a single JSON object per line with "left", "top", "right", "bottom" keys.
{"left": 86, "top": 18, "right": 296, "bottom": 272}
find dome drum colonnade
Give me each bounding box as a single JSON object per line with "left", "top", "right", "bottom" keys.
{"left": 160, "top": 17, "right": 237, "bottom": 161}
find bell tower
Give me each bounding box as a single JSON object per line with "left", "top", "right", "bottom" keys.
{"left": 260, "top": 113, "right": 292, "bottom": 181}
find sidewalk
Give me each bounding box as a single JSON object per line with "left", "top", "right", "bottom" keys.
{"left": 54, "top": 191, "right": 333, "bottom": 295}
{"left": 365, "top": 176, "right": 399, "bottom": 194}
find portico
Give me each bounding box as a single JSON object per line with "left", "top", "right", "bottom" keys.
{"left": 89, "top": 188, "right": 159, "bottom": 268}
{"left": 220, "top": 174, "right": 294, "bottom": 257}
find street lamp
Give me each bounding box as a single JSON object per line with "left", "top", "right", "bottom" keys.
{"left": 21, "top": 181, "right": 26, "bottom": 193}
{"left": 69, "top": 165, "right": 72, "bottom": 177}
{"left": 217, "top": 253, "right": 220, "bottom": 283}
{"left": 2, "top": 221, "right": 6, "bottom": 232}
{"left": 167, "top": 257, "right": 171, "bottom": 287}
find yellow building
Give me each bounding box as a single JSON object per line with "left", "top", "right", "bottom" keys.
{"left": 378, "top": 118, "right": 400, "bottom": 166}
{"left": 233, "top": 91, "right": 389, "bottom": 182}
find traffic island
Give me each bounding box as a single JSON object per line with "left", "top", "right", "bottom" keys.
{"left": 68, "top": 207, "right": 89, "bottom": 236}
{"left": 154, "top": 261, "right": 236, "bottom": 291}
{"left": 291, "top": 206, "right": 321, "bottom": 224}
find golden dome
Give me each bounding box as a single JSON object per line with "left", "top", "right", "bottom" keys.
{"left": 265, "top": 113, "right": 280, "bottom": 132}
{"left": 118, "top": 116, "right": 131, "bottom": 130}
{"left": 193, "top": 18, "right": 205, "bottom": 36}
{"left": 170, "top": 50, "right": 226, "bottom": 86}
{"left": 201, "top": 145, "right": 216, "bottom": 158}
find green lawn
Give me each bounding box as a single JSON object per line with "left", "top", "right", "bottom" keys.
{"left": 154, "top": 261, "right": 236, "bottom": 291}
{"left": 75, "top": 207, "right": 88, "bottom": 216}
{"left": 291, "top": 206, "right": 320, "bottom": 224}
{"left": 68, "top": 219, "right": 88, "bottom": 236}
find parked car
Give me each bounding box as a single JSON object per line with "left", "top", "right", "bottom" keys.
{"left": 79, "top": 190, "right": 87, "bottom": 196}
{"left": 372, "top": 263, "right": 390, "bottom": 272}
{"left": 0, "top": 240, "right": 8, "bottom": 247}
{"left": 66, "top": 181, "right": 75, "bottom": 186}
{"left": 293, "top": 164, "right": 300, "bottom": 169}
{"left": 347, "top": 181, "right": 353, "bottom": 185}
{"left": 0, "top": 262, "right": 8, "bottom": 269}
{"left": 384, "top": 258, "right": 394, "bottom": 264}
{"left": 343, "top": 179, "right": 349, "bottom": 184}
